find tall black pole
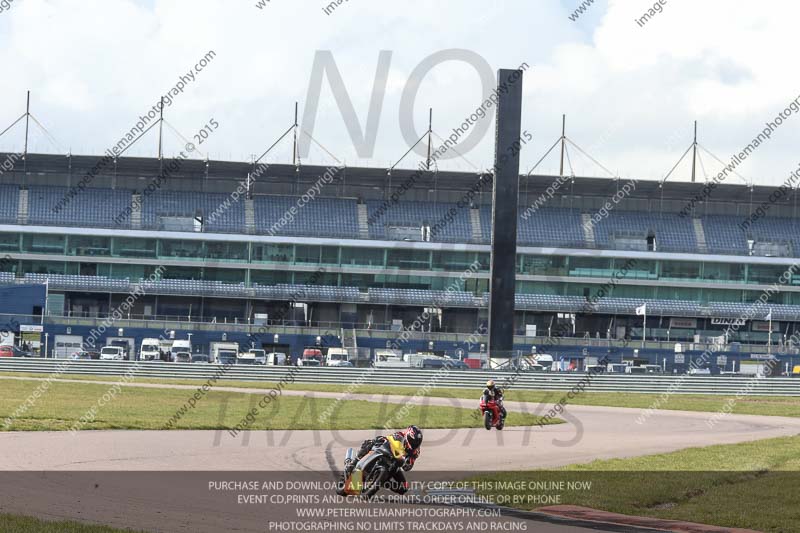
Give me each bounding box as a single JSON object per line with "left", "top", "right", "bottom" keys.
{"left": 488, "top": 69, "right": 524, "bottom": 357}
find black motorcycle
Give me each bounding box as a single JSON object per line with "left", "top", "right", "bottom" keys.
{"left": 339, "top": 440, "right": 404, "bottom": 498}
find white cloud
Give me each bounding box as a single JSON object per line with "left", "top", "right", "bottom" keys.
{"left": 0, "top": 0, "right": 797, "bottom": 184}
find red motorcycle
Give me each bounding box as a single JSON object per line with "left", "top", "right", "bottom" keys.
{"left": 479, "top": 396, "right": 504, "bottom": 430}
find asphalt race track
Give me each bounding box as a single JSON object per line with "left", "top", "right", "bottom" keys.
{"left": 2, "top": 380, "right": 799, "bottom": 532}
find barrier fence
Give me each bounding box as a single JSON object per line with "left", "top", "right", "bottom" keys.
{"left": 0, "top": 359, "right": 798, "bottom": 396}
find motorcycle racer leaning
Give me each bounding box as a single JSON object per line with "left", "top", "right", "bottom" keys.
{"left": 341, "top": 425, "right": 423, "bottom": 495}
{"left": 482, "top": 380, "right": 507, "bottom": 421}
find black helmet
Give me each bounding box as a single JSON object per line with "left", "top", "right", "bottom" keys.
{"left": 403, "top": 425, "right": 423, "bottom": 451}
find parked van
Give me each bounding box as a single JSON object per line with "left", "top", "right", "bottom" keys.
{"left": 325, "top": 347, "right": 351, "bottom": 367}
{"left": 139, "top": 338, "right": 161, "bottom": 361}
{"left": 100, "top": 346, "right": 125, "bottom": 360}
{"left": 266, "top": 351, "right": 287, "bottom": 365}
{"left": 170, "top": 340, "right": 192, "bottom": 362}
{"left": 211, "top": 342, "right": 239, "bottom": 364}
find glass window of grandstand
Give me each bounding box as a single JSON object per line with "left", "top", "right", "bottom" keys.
{"left": 703, "top": 288, "right": 742, "bottom": 302}
{"left": 21, "top": 260, "right": 64, "bottom": 275}
{"left": 654, "top": 286, "right": 704, "bottom": 301}
{"left": 340, "top": 273, "right": 375, "bottom": 290}
{"left": 295, "top": 245, "right": 323, "bottom": 264}
{"left": 250, "top": 269, "right": 291, "bottom": 285}
{"left": 22, "top": 233, "right": 65, "bottom": 254}
{"left": 386, "top": 249, "right": 430, "bottom": 270}
{"left": 702, "top": 262, "right": 745, "bottom": 283}
{"left": 464, "top": 277, "right": 488, "bottom": 295}
{"left": 748, "top": 264, "right": 789, "bottom": 284}
{"left": 321, "top": 246, "right": 339, "bottom": 265}
{"left": 295, "top": 270, "right": 338, "bottom": 286}
{"left": 63, "top": 262, "right": 106, "bottom": 276}
{"left": 159, "top": 239, "right": 206, "bottom": 260}
{"left": 518, "top": 281, "right": 564, "bottom": 295}
{"left": 340, "top": 247, "right": 383, "bottom": 268}
{"left": 0, "top": 257, "right": 17, "bottom": 274}
{"left": 431, "top": 251, "right": 481, "bottom": 272}
{"left": 161, "top": 266, "right": 202, "bottom": 280}
{"left": 203, "top": 267, "right": 246, "bottom": 283}
{"left": 109, "top": 264, "right": 151, "bottom": 281}
{"left": 617, "top": 259, "right": 656, "bottom": 279}
{"left": 112, "top": 237, "right": 157, "bottom": 258}
{"left": 567, "top": 256, "right": 612, "bottom": 277}
{"left": 660, "top": 260, "right": 701, "bottom": 280}
{"left": 611, "top": 284, "right": 655, "bottom": 299}
{"left": 252, "top": 243, "right": 293, "bottom": 263}
{"left": 427, "top": 275, "right": 467, "bottom": 291}
{"left": 376, "top": 274, "right": 431, "bottom": 289}
{"left": 206, "top": 241, "right": 248, "bottom": 262}
{"left": 520, "top": 255, "right": 566, "bottom": 276}
{"left": 67, "top": 235, "right": 111, "bottom": 257}
{"left": 0, "top": 232, "right": 19, "bottom": 252}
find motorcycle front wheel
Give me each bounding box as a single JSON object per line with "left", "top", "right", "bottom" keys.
{"left": 484, "top": 411, "right": 493, "bottom": 430}
{"left": 363, "top": 464, "right": 389, "bottom": 498}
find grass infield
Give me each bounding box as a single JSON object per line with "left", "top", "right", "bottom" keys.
{"left": 0, "top": 378, "right": 555, "bottom": 431}
{"left": 473, "top": 435, "right": 800, "bottom": 532}
{"left": 2, "top": 371, "right": 797, "bottom": 418}
{"left": 0, "top": 514, "right": 141, "bottom": 532}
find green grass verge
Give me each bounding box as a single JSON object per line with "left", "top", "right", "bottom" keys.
{"left": 0, "top": 514, "right": 140, "bottom": 532}
{"left": 0, "top": 378, "right": 554, "bottom": 431}
{"left": 472, "top": 435, "right": 800, "bottom": 532}
{"left": 2, "top": 370, "right": 798, "bottom": 418}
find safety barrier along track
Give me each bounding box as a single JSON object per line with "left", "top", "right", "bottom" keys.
{"left": 1, "top": 359, "right": 799, "bottom": 396}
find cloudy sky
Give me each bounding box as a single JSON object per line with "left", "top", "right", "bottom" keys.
{"left": 0, "top": 0, "right": 797, "bottom": 186}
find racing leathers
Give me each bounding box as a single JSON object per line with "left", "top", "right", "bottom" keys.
{"left": 482, "top": 386, "right": 507, "bottom": 420}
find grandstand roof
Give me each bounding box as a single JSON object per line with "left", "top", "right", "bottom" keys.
{"left": 0, "top": 152, "right": 791, "bottom": 205}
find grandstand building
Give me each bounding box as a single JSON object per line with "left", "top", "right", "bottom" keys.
{"left": 0, "top": 152, "right": 799, "bottom": 371}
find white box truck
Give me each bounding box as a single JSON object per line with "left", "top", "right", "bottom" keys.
{"left": 139, "top": 338, "right": 162, "bottom": 361}
{"left": 211, "top": 342, "right": 239, "bottom": 365}
{"left": 53, "top": 335, "right": 83, "bottom": 358}
{"left": 170, "top": 339, "right": 192, "bottom": 362}
{"left": 325, "top": 347, "right": 352, "bottom": 367}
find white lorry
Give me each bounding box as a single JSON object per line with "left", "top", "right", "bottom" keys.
{"left": 170, "top": 339, "right": 192, "bottom": 362}
{"left": 139, "top": 338, "right": 162, "bottom": 361}
{"left": 325, "top": 347, "right": 352, "bottom": 367}
{"left": 211, "top": 342, "right": 239, "bottom": 365}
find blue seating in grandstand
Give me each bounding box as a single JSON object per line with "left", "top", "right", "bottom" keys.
{"left": 701, "top": 215, "right": 749, "bottom": 254}
{"left": 506, "top": 206, "right": 588, "bottom": 248}
{"left": 252, "top": 284, "right": 360, "bottom": 302}
{"left": 745, "top": 216, "right": 799, "bottom": 253}
{"left": 593, "top": 211, "right": 697, "bottom": 253}
{"left": 27, "top": 186, "right": 132, "bottom": 228}
{"left": 369, "top": 287, "right": 476, "bottom": 306}
{"left": 367, "top": 201, "right": 473, "bottom": 243}
{"left": 254, "top": 196, "right": 359, "bottom": 238}
{"left": 141, "top": 191, "right": 245, "bottom": 233}
{"left": 11, "top": 183, "right": 800, "bottom": 258}
{"left": 0, "top": 185, "right": 19, "bottom": 223}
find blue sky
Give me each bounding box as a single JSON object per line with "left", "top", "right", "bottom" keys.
{"left": 0, "top": 0, "right": 797, "bottom": 186}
